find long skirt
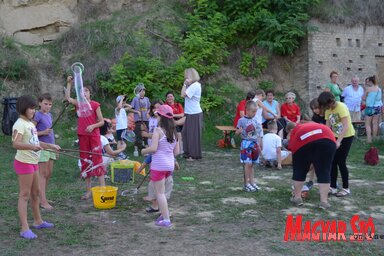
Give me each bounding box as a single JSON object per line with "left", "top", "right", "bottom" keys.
{"left": 182, "top": 112, "right": 203, "bottom": 159}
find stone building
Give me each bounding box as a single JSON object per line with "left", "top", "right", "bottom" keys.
{"left": 307, "top": 20, "right": 384, "bottom": 101}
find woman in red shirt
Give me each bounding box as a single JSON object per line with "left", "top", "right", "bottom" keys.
{"left": 281, "top": 92, "right": 301, "bottom": 123}
{"left": 286, "top": 122, "right": 336, "bottom": 209}
{"left": 233, "top": 91, "right": 256, "bottom": 127}
{"left": 165, "top": 91, "right": 184, "bottom": 152}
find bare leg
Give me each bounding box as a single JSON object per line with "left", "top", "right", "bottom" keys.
{"left": 318, "top": 183, "right": 330, "bottom": 204}
{"left": 154, "top": 179, "right": 170, "bottom": 221}
{"left": 38, "top": 161, "right": 53, "bottom": 209}
{"left": 293, "top": 180, "right": 304, "bottom": 200}
{"left": 177, "top": 132, "right": 183, "bottom": 153}
{"left": 98, "top": 175, "right": 105, "bottom": 187}
{"left": 30, "top": 171, "right": 43, "bottom": 226}
{"left": 81, "top": 177, "right": 92, "bottom": 199}
{"left": 372, "top": 115, "right": 380, "bottom": 140}
{"left": 365, "top": 116, "right": 373, "bottom": 143}
{"left": 18, "top": 173, "right": 34, "bottom": 232}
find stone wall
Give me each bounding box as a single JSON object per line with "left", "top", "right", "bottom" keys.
{"left": 308, "top": 20, "right": 384, "bottom": 100}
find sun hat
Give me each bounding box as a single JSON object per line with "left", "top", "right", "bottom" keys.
{"left": 156, "top": 105, "right": 174, "bottom": 119}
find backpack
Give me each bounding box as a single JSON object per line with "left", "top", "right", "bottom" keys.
{"left": 364, "top": 146, "right": 379, "bottom": 166}
{"left": 1, "top": 97, "right": 19, "bottom": 135}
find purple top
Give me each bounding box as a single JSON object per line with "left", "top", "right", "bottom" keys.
{"left": 33, "top": 111, "right": 55, "bottom": 144}
{"left": 130, "top": 96, "right": 150, "bottom": 122}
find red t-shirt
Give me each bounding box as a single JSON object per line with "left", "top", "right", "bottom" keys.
{"left": 281, "top": 102, "right": 301, "bottom": 122}
{"left": 166, "top": 102, "right": 184, "bottom": 116}
{"left": 233, "top": 100, "right": 247, "bottom": 127}
{"left": 288, "top": 123, "right": 336, "bottom": 154}
{"left": 77, "top": 100, "right": 101, "bottom": 136}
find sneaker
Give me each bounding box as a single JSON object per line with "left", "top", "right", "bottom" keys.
{"left": 336, "top": 188, "right": 350, "bottom": 197}
{"left": 301, "top": 185, "right": 309, "bottom": 192}
{"left": 305, "top": 181, "right": 314, "bottom": 190}
{"left": 329, "top": 187, "right": 338, "bottom": 195}
{"left": 290, "top": 196, "right": 303, "bottom": 206}
{"left": 319, "top": 202, "right": 331, "bottom": 210}
{"left": 251, "top": 183, "right": 260, "bottom": 191}
{"left": 155, "top": 220, "right": 172, "bottom": 228}
{"left": 244, "top": 184, "right": 257, "bottom": 192}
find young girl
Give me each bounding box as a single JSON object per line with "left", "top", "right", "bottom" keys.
{"left": 363, "top": 75, "right": 383, "bottom": 143}
{"left": 115, "top": 95, "right": 132, "bottom": 159}
{"left": 12, "top": 95, "right": 60, "bottom": 239}
{"left": 131, "top": 83, "right": 151, "bottom": 150}
{"left": 65, "top": 76, "right": 105, "bottom": 200}
{"left": 32, "top": 93, "right": 56, "bottom": 210}
{"left": 99, "top": 120, "right": 127, "bottom": 167}
{"left": 141, "top": 105, "right": 179, "bottom": 227}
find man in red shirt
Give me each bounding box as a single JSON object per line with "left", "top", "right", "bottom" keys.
{"left": 287, "top": 122, "right": 336, "bottom": 209}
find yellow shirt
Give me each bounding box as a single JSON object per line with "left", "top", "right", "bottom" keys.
{"left": 12, "top": 118, "right": 40, "bottom": 164}
{"left": 325, "top": 102, "right": 355, "bottom": 138}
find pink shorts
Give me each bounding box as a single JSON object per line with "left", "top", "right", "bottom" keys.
{"left": 150, "top": 170, "right": 172, "bottom": 182}
{"left": 14, "top": 159, "right": 38, "bottom": 175}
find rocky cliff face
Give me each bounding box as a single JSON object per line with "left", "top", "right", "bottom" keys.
{"left": 0, "top": 0, "right": 146, "bottom": 45}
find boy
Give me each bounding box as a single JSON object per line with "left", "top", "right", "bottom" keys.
{"left": 131, "top": 83, "right": 150, "bottom": 151}
{"left": 115, "top": 95, "right": 132, "bottom": 159}
{"left": 236, "top": 101, "right": 263, "bottom": 192}
{"left": 32, "top": 93, "right": 56, "bottom": 210}
{"left": 262, "top": 120, "right": 291, "bottom": 170}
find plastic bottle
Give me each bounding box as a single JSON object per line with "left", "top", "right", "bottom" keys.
{"left": 133, "top": 146, "right": 139, "bottom": 157}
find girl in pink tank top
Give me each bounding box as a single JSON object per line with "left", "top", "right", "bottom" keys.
{"left": 141, "top": 105, "right": 180, "bottom": 227}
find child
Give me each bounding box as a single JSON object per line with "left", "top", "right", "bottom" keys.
{"left": 141, "top": 105, "right": 179, "bottom": 227}
{"left": 115, "top": 95, "right": 132, "bottom": 159}
{"left": 12, "top": 95, "right": 60, "bottom": 239}
{"left": 262, "top": 120, "right": 291, "bottom": 170}
{"left": 309, "top": 98, "right": 326, "bottom": 124}
{"left": 65, "top": 76, "right": 105, "bottom": 200}
{"left": 236, "top": 101, "right": 263, "bottom": 192}
{"left": 99, "top": 120, "right": 127, "bottom": 167}
{"left": 131, "top": 83, "right": 151, "bottom": 151}
{"left": 32, "top": 93, "right": 56, "bottom": 210}
{"left": 103, "top": 118, "right": 117, "bottom": 149}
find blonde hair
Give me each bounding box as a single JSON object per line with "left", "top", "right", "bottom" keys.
{"left": 285, "top": 92, "right": 296, "bottom": 100}
{"left": 184, "top": 68, "right": 200, "bottom": 82}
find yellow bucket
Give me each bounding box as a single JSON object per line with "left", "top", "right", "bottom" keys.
{"left": 91, "top": 186, "right": 118, "bottom": 209}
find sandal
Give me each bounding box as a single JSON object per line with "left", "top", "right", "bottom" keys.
{"left": 20, "top": 229, "right": 37, "bottom": 239}
{"left": 32, "top": 221, "right": 54, "bottom": 229}
{"left": 336, "top": 188, "right": 350, "bottom": 197}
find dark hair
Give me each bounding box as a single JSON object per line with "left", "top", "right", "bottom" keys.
{"left": 246, "top": 91, "right": 256, "bottom": 100}
{"left": 165, "top": 90, "right": 174, "bottom": 98}
{"left": 100, "top": 120, "right": 112, "bottom": 136}
{"left": 159, "top": 115, "right": 176, "bottom": 143}
{"left": 367, "top": 75, "right": 377, "bottom": 85}
{"left": 16, "top": 95, "right": 37, "bottom": 116}
{"left": 149, "top": 99, "right": 164, "bottom": 117}
{"left": 317, "top": 92, "right": 335, "bottom": 110}
{"left": 84, "top": 85, "right": 93, "bottom": 94}
{"left": 267, "top": 120, "right": 277, "bottom": 131}
{"left": 38, "top": 93, "right": 52, "bottom": 102}
{"left": 265, "top": 89, "right": 275, "bottom": 96}
{"left": 329, "top": 71, "right": 338, "bottom": 78}
{"left": 309, "top": 98, "right": 319, "bottom": 110}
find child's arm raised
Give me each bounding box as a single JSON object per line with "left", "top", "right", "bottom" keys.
{"left": 141, "top": 128, "right": 160, "bottom": 155}
{"left": 65, "top": 76, "right": 77, "bottom": 106}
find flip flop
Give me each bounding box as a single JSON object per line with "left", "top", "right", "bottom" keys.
{"left": 20, "top": 229, "right": 37, "bottom": 239}
{"left": 32, "top": 221, "right": 54, "bottom": 229}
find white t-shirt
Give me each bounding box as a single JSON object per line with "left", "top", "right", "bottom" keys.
{"left": 184, "top": 82, "right": 202, "bottom": 114}
{"left": 101, "top": 135, "right": 112, "bottom": 165}
{"left": 115, "top": 108, "right": 127, "bottom": 130}
{"left": 262, "top": 133, "right": 282, "bottom": 160}
{"left": 252, "top": 98, "right": 263, "bottom": 125}
{"left": 147, "top": 116, "right": 158, "bottom": 146}
{"left": 342, "top": 85, "right": 364, "bottom": 112}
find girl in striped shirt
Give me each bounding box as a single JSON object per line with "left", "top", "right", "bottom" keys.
{"left": 141, "top": 105, "right": 179, "bottom": 227}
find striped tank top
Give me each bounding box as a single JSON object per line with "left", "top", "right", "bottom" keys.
{"left": 151, "top": 128, "right": 176, "bottom": 172}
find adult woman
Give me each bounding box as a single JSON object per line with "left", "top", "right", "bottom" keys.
{"left": 324, "top": 71, "right": 343, "bottom": 102}
{"left": 181, "top": 68, "right": 203, "bottom": 161}
{"left": 363, "top": 75, "right": 383, "bottom": 143}
{"left": 280, "top": 92, "right": 301, "bottom": 124}
{"left": 165, "top": 91, "right": 184, "bottom": 152}
{"left": 318, "top": 92, "right": 355, "bottom": 197}
{"left": 262, "top": 90, "right": 284, "bottom": 137}
{"left": 233, "top": 91, "right": 255, "bottom": 127}
{"left": 287, "top": 122, "right": 336, "bottom": 209}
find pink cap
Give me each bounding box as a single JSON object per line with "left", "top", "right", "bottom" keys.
{"left": 156, "top": 105, "right": 174, "bottom": 119}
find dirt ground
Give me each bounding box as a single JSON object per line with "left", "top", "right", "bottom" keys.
{"left": 2, "top": 148, "right": 384, "bottom": 256}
